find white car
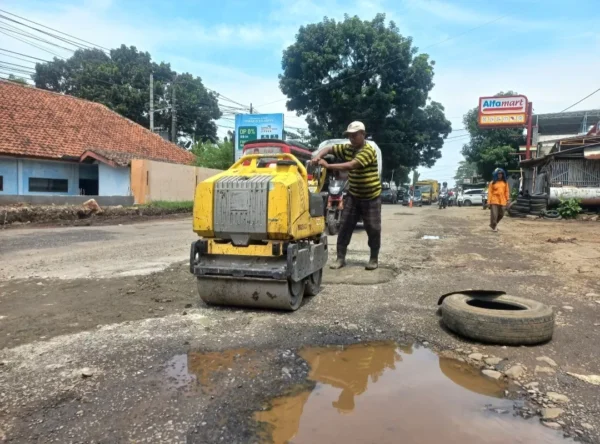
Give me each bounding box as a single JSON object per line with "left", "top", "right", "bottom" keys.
{"left": 458, "top": 189, "right": 485, "bottom": 206}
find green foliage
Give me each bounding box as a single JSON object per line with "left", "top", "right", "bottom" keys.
{"left": 453, "top": 160, "right": 478, "bottom": 184}
{"left": 33, "top": 46, "right": 221, "bottom": 142}
{"left": 461, "top": 92, "right": 524, "bottom": 180}
{"left": 192, "top": 140, "right": 234, "bottom": 170}
{"left": 141, "top": 200, "right": 193, "bottom": 211}
{"left": 392, "top": 165, "right": 410, "bottom": 186}
{"left": 279, "top": 14, "right": 451, "bottom": 177}
{"left": 557, "top": 198, "right": 581, "bottom": 219}
{"left": 7, "top": 74, "right": 28, "bottom": 85}
{"left": 285, "top": 128, "right": 313, "bottom": 145}
{"left": 510, "top": 188, "right": 518, "bottom": 201}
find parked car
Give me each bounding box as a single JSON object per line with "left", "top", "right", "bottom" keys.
{"left": 458, "top": 189, "right": 485, "bottom": 207}
{"left": 381, "top": 188, "right": 398, "bottom": 204}
{"left": 396, "top": 188, "right": 406, "bottom": 202}
{"left": 482, "top": 190, "right": 488, "bottom": 209}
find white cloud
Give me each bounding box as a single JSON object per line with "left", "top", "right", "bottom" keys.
{"left": 4, "top": 0, "right": 600, "bottom": 181}
{"left": 411, "top": 0, "right": 565, "bottom": 31}
{"left": 414, "top": 0, "right": 490, "bottom": 24}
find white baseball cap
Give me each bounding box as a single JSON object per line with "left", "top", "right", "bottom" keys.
{"left": 343, "top": 121, "right": 366, "bottom": 134}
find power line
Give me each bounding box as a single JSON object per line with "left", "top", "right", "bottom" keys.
{"left": 0, "top": 69, "right": 32, "bottom": 80}
{"left": 0, "top": 64, "right": 35, "bottom": 75}
{"left": 0, "top": 48, "right": 51, "bottom": 62}
{"left": 0, "top": 60, "right": 35, "bottom": 70}
{"left": 560, "top": 87, "right": 600, "bottom": 113}
{"left": 0, "top": 53, "right": 36, "bottom": 64}
{"left": 0, "top": 14, "right": 97, "bottom": 51}
{"left": 445, "top": 134, "right": 470, "bottom": 140}
{"left": 0, "top": 24, "right": 75, "bottom": 52}
{"left": 1, "top": 11, "right": 256, "bottom": 116}
{"left": 255, "top": 13, "right": 509, "bottom": 108}
{"left": 0, "top": 29, "right": 65, "bottom": 58}
{"left": 2, "top": 11, "right": 256, "bottom": 127}
{"left": 0, "top": 8, "right": 110, "bottom": 51}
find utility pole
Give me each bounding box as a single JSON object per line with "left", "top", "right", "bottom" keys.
{"left": 149, "top": 73, "right": 154, "bottom": 132}
{"left": 171, "top": 76, "right": 177, "bottom": 143}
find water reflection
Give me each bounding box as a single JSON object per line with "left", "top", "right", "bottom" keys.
{"left": 301, "top": 341, "right": 403, "bottom": 413}
{"left": 255, "top": 342, "right": 570, "bottom": 444}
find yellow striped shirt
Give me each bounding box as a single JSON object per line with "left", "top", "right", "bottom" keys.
{"left": 332, "top": 143, "right": 381, "bottom": 200}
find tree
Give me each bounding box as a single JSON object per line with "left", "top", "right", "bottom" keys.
{"left": 453, "top": 160, "right": 478, "bottom": 184}
{"left": 33, "top": 46, "right": 221, "bottom": 142}
{"left": 6, "top": 74, "right": 28, "bottom": 85}
{"left": 279, "top": 14, "right": 451, "bottom": 177}
{"left": 285, "top": 128, "right": 313, "bottom": 145}
{"left": 192, "top": 140, "right": 234, "bottom": 170}
{"left": 461, "top": 91, "right": 524, "bottom": 180}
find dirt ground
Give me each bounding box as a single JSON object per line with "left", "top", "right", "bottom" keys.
{"left": 1, "top": 206, "right": 600, "bottom": 443}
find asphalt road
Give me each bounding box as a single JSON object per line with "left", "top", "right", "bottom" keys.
{"left": 0, "top": 219, "right": 196, "bottom": 280}
{"left": 1, "top": 206, "right": 599, "bottom": 443}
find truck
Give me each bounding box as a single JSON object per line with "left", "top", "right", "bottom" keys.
{"left": 416, "top": 179, "right": 440, "bottom": 205}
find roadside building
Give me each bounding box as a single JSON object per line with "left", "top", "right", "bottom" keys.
{"left": 518, "top": 109, "right": 600, "bottom": 160}
{"left": 520, "top": 130, "right": 600, "bottom": 205}
{"left": 0, "top": 80, "right": 215, "bottom": 205}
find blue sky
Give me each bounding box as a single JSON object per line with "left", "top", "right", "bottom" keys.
{"left": 2, "top": 0, "right": 600, "bottom": 185}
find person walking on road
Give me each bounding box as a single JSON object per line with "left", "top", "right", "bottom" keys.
{"left": 312, "top": 121, "right": 382, "bottom": 270}
{"left": 488, "top": 168, "right": 509, "bottom": 232}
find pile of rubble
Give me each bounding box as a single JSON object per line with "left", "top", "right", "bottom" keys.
{"left": 0, "top": 200, "right": 189, "bottom": 227}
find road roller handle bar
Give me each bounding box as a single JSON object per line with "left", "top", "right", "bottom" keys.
{"left": 232, "top": 153, "right": 308, "bottom": 179}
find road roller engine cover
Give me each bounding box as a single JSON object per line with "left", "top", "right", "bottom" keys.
{"left": 190, "top": 153, "right": 328, "bottom": 311}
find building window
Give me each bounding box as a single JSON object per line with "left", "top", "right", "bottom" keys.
{"left": 28, "top": 178, "right": 69, "bottom": 193}
{"left": 0, "top": 175, "right": 3, "bottom": 191}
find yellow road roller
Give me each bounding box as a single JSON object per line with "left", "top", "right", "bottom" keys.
{"left": 189, "top": 153, "right": 328, "bottom": 310}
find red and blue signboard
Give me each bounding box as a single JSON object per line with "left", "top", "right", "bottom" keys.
{"left": 478, "top": 95, "right": 528, "bottom": 128}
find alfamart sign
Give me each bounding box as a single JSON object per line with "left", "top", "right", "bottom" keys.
{"left": 478, "top": 95, "right": 528, "bottom": 127}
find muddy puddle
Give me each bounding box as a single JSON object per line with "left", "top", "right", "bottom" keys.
{"left": 254, "top": 342, "right": 570, "bottom": 444}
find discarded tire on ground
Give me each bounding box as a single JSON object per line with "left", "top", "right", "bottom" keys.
{"left": 543, "top": 210, "right": 560, "bottom": 219}
{"left": 441, "top": 294, "right": 554, "bottom": 345}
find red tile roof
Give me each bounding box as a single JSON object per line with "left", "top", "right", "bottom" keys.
{"left": 0, "top": 80, "right": 195, "bottom": 165}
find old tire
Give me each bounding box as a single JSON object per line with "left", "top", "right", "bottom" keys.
{"left": 511, "top": 204, "right": 530, "bottom": 214}
{"left": 441, "top": 294, "right": 554, "bottom": 345}
{"left": 304, "top": 269, "right": 323, "bottom": 296}
{"left": 543, "top": 210, "right": 560, "bottom": 219}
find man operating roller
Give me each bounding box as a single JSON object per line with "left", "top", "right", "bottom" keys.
{"left": 312, "top": 121, "right": 382, "bottom": 270}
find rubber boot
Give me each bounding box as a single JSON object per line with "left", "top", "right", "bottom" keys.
{"left": 330, "top": 257, "right": 346, "bottom": 269}
{"left": 365, "top": 249, "right": 379, "bottom": 270}
{"left": 331, "top": 245, "right": 347, "bottom": 269}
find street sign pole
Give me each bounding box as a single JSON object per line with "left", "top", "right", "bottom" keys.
{"left": 525, "top": 102, "right": 533, "bottom": 160}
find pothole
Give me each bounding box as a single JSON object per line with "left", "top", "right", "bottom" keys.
{"left": 322, "top": 265, "right": 397, "bottom": 285}
{"left": 254, "top": 342, "right": 571, "bottom": 444}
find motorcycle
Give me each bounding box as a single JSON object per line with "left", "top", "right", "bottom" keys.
{"left": 438, "top": 192, "right": 448, "bottom": 209}
{"left": 326, "top": 178, "right": 347, "bottom": 235}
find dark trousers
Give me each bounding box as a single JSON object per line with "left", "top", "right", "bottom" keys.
{"left": 490, "top": 204, "right": 505, "bottom": 229}
{"left": 337, "top": 195, "right": 382, "bottom": 259}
